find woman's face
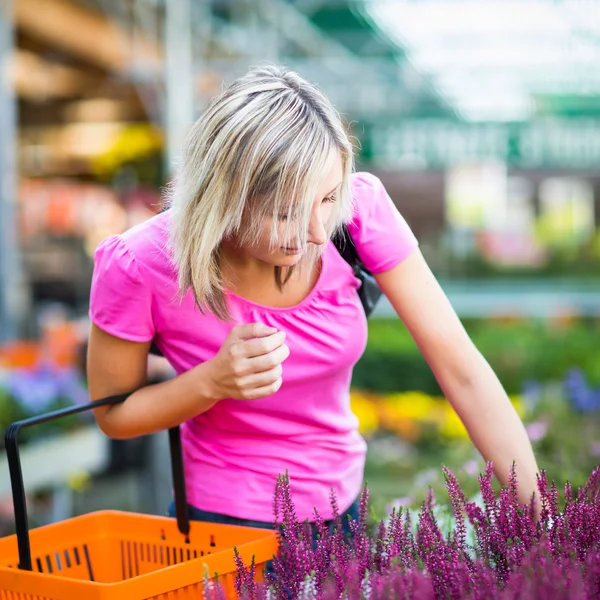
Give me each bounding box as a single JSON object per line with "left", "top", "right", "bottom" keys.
{"left": 241, "top": 154, "right": 344, "bottom": 268}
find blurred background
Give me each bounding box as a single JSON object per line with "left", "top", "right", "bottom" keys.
{"left": 0, "top": 0, "right": 599, "bottom": 532}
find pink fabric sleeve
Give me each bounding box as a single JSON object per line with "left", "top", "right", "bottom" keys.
{"left": 89, "top": 235, "right": 155, "bottom": 342}
{"left": 347, "top": 172, "right": 419, "bottom": 274}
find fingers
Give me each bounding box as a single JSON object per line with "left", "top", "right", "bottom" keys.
{"left": 221, "top": 323, "right": 289, "bottom": 401}
{"left": 229, "top": 341, "right": 289, "bottom": 378}
{"left": 238, "top": 364, "right": 283, "bottom": 390}
{"left": 247, "top": 342, "right": 290, "bottom": 372}
{"left": 232, "top": 323, "right": 278, "bottom": 341}
{"left": 237, "top": 331, "right": 286, "bottom": 358}
{"left": 240, "top": 379, "right": 283, "bottom": 401}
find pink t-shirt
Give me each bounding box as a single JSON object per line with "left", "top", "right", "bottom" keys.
{"left": 89, "top": 172, "right": 418, "bottom": 522}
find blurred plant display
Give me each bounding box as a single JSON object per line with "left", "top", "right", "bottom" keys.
{"left": 0, "top": 362, "right": 88, "bottom": 448}
{"left": 354, "top": 317, "right": 600, "bottom": 395}
{"left": 354, "top": 366, "right": 600, "bottom": 517}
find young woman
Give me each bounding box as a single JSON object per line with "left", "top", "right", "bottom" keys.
{"left": 87, "top": 65, "right": 540, "bottom": 530}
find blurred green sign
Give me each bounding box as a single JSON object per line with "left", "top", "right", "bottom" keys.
{"left": 364, "top": 119, "right": 600, "bottom": 169}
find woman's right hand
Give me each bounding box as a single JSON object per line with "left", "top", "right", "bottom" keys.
{"left": 205, "top": 323, "right": 290, "bottom": 401}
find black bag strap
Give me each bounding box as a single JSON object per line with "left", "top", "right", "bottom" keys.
{"left": 333, "top": 224, "right": 365, "bottom": 277}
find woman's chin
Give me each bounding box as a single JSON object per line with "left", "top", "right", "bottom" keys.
{"left": 272, "top": 248, "right": 304, "bottom": 266}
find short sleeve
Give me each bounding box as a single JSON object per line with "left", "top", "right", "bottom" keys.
{"left": 347, "top": 172, "right": 419, "bottom": 274}
{"left": 89, "top": 235, "right": 155, "bottom": 342}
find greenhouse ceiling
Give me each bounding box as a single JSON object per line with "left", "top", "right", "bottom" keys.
{"left": 365, "top": 0, "right": 600, "bottom": 122}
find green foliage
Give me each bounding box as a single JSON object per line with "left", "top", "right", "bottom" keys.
{"left": 353, "top": 317, "right": 600, "bottom": 394}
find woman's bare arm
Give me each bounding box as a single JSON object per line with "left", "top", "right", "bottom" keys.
{"left": 87, "top": 324, "right": 220, "bottom": 439}
{"left": 87, "top": 321, "right": 289, "bottom": 439}
{"left": 375, "top": 250, "right": 540, "bottom": 507}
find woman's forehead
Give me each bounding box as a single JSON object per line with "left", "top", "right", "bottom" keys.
{"left": 314, "top": 155, "right": 344, "bottom": 196}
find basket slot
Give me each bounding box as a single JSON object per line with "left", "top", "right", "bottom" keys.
{"left": 83, "top": 544, "right": 95, "bottom": 581}
{"left": 29, "top": 544, "right": 95, "bottom": 582}
{"left": 0, "top": 593, "right": 55, "bottom": 600}
{"left": 134, "top": 541, "right": 140, "bottom": 576}
{"left": 144, "top": 582, "right": 204, "bottom": 600}
{"left": 121, "top": 540, "right": 127, "bottom": 579}
{"left": 120, "top": 540, "right": 142, "bottom": 580}
{"left": 127, "top": 541, "right": 133, "bottom": 578}
{"left": 118, "top": 540, "right": 204, "bottom": 581}
{"left": 166, "top": 546, "right": 182, "bottom": 566}
{"left": 114, "top": 538, "right": 215, "bottom": 582}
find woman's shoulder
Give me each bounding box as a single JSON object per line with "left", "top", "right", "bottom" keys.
{"left": 89, "top": 214, "right": 168, "bottom": 342}
{"left": 348, "top": 171, "right": 395, "bottom": 220}
{"left": 350, "top": 171, "right": 388, "bottom": 202}
{"left": 119, "top": 210, "right": 170, "bottom": 257}
{"left": 96, "top": 211, "right": 170, "bottom": 269}
{"left": 91, "top": 211, "right": 174, "bottom": 295}
{"left": 345, "top": 171, "right": 418, "bottom": 274}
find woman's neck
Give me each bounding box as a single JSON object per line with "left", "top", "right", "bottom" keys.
{"left": 219, "top": 241, "right": 280, "bottom": 288}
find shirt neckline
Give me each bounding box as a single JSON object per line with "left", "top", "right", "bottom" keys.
{"left": 223, "top": 242, "right": 332, "bottom": 313}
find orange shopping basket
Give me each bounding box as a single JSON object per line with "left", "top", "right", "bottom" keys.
{"left": 0, "top": 394, "right": 278, "bottom": 599}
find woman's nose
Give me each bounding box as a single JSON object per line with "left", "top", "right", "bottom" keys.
{"left": 307, "top": 212, "right": 328, "bottom": 246}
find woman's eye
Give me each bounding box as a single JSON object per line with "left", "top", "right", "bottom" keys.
{"left": 278, "top": 212, "right": 296, "bottom": 221}
{"left": 278, "top": 195, "right": 335, "bottom": 220}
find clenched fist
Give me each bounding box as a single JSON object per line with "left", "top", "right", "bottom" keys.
{"left": 206, "top": 323, "right": 290, "bottom": 401}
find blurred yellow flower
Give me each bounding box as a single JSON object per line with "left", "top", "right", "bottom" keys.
{"left": 439, "top": 405, "right": 469, "bottom": 439}
{"left": 350, "top": 390, "right": 379, "bottom": 436}
{"left": 350, "top": 388, "right": 525, "bottom": 443}
{"left": 510, "top": 395, "right": 525, "bottom": 417}
{"left": 92, "top": 124, "right": 164, "bottom": 177}
{"left": 67, "top": 470, "right": 92, "bottom": 493}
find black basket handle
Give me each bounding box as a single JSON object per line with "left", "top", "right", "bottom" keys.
{"left": 4, "top": 393, "right": 191, "bottom": 571}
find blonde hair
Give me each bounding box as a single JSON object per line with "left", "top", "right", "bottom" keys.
{"left": 167, "top": 64, "right": 355, "bottom": 320}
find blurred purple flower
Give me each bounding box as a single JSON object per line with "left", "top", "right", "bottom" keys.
{"left": 564, "top": 368, "right": 600, "bottom": 414}
{"left": 590, "top": 442, "right": 600, "bottom": 457}
{"left": 54, "top": 367, "right": 88, "bottom": 405}
{"left": 521, "top": 379, "right": 543, "bottom": 410}
{"left": 386, "top": 496, "right": 413, "bottom": 513}
{"left": 2, "top": 362, "right": 88, "bottom": 414}
{"left": 4, "top": 365, "right": 58, "bottom": 413}
{"left": 462, "top": 459, "right": 479, "bottom": 477}
{"left": 525, "top": 421, "right": 548, "bottom": 442}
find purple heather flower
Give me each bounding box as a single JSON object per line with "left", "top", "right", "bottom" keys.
{"left": 233, "top": 464, "right": 600, "bottom": 600}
